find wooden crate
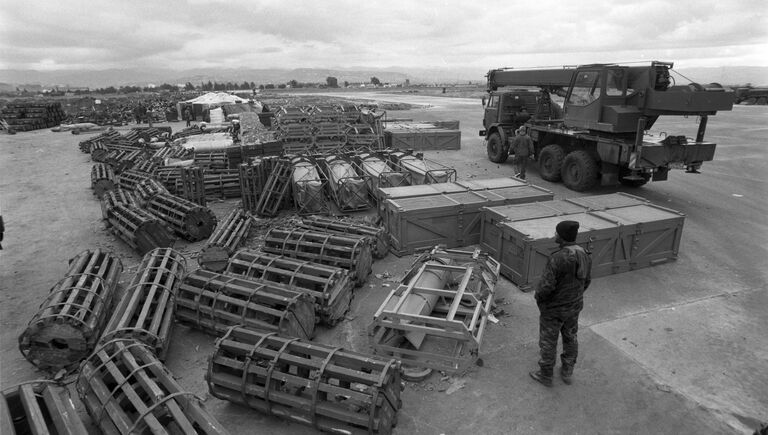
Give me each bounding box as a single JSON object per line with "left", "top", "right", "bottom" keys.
{"left": 384, "top": 186, "right": 553, "bottom": 256}
{"left": 78, "top": 339, "right": 230, "bottom": 435}
{"left": 1, "top": 382, "right": 88, "bottom": 434}
{"left": 177, "top": 269, "right": 315, "bottom": 339}
{"left": 479, "top": 195, "right": 685, "bottom": 290}
{"left": 208, "top": 326, "right": 401, "bottom": 434}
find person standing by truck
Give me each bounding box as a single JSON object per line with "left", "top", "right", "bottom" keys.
{"left": 530, "top": 220, "right": 592, "bottom": 387}
{"left": 510, "top": 127, "right": 535, "bottom": 179}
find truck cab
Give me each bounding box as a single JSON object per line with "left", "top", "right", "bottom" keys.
{"left": 480, "top": 89, "right": 540, "bottom": 163}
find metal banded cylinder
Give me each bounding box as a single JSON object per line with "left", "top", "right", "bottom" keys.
{"left": 91, "top": 163, "right": 116, "bottom": 199}
{"left": 101, "top": 189, "right": 139, "bottom": 220}
{"left": 180, "top": 166, "right": 206, "bottom": 206}
{"left": 133, "top": 159, "right": 158, "bottom": 175}
{"left": 177, "top": 269, "right": 315, "bottom": 340}
{"left": 301, "top": 215, "right": 389, "bottom": 259}
{"left": 90, "top": 142, "right": 109, "bottom": 162}
{"left": 263, "top": 227, "right": 372, "bottom": 286}
{"left": 154, "top": 166, "right": 182, "bottom": 194}
{"left": 101, "top": 248, "right": 186, "bottom": 360}
{"left": 78, "top": 339, "right": 230, "bottom": 435}
{"left": 204, "top": 169, "right": 241, "bottom": 199}
{"left": 147, "top": 192, "right": 217, "bottom": 241}
{"left": 107, "top": 204, "right": 175, "bottom": 254}
{"left": 18, "top": 249, "right": 123, "bottom": 373}
{"left": 199, "top": 207, "right": 252, "bottom": 272}
{"left": 1, "top": 381, "right": 88, "bottom": 434}
{"left": 207, "top": 326, "right": 401, "bottom": 434}
{"left": 118, "top": 169, "right": 152, "bottom": 191}
{"left": 226, "top": 249, "right": 353, "bottom": 325}
{"left": 134, "top": 177, "right": 169, "bottom": 206}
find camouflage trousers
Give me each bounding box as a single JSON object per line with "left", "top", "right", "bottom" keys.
{"left": 513, "top": 155, "right": 529, "bottom": 179}
{"left": 538, "top": 312, "right": 580, "bottom": 377}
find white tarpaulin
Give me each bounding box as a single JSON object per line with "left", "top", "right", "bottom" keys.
{"left": 184, "top": 92, "right": 249, "bottom": 106}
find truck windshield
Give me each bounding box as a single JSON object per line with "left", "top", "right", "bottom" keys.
{"left": 568, "top": 71, "right": 601, "bottom": 106}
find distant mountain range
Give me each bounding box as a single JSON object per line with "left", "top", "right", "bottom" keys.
{"left": 0, "top": 66, "right": 765, "bottom": 90}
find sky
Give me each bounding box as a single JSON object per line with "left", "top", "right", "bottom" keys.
{"left": 0, "top": 0, "right": 766, "bottom": 73}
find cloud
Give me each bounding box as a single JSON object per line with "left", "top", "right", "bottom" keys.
{"left": 0, "top": 0, "right": 765, "bottom": 71}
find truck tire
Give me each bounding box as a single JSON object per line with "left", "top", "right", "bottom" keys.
{"left": 486, "top": 132, "right": 508, "bottom": 163}
{"left": 561, "top": 150, "right": 598, "bottom": 191}
{"left": 538, "top": 145, "right": 565, "bottom": 181}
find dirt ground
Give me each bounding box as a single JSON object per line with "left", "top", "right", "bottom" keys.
{"left": 1, "top": 93, "right": 766, "bottom": 434}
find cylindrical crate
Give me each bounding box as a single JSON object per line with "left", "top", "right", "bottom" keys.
{"left": 134, "top": 178, "right": 169, "bottom": 207}
{"left": 107, "top": 204, "right": 175, "bottom": 254}
{"left": 263, "top": 227, "right": 373, "bottom": 286}
{"left": 147, "top": 193, "right": 217, "bottom": 241}
{"left": 78, "top": 339, "right": 230, "bottom": 435}
{"left": 301, "top": 215, "right": 389, "bottom": 259}
{"left": 199, "top": 207, "right": 252, "bottom": 272}
{"left": 1, "top": 381, "right": 88, "bottom": 434}
{"left": 101, "top": 248, "right": 186, "bottom": 360}
{"left": 18, "top": 249, "right": 122, "bottom": 373}
{"left": 207, "top": 326, "right": 401, "bottom": 434}
{"left": 91, "top": 163, "right": 116, "bottom": 199}
{"left": 226, "top": 249, "right": 353, "bottom": 325}
{"left": 177, "top": 269, "right": 315, "bottom": 339}
{"left": 118, "top": 169, "right": 152, "bottom": 191}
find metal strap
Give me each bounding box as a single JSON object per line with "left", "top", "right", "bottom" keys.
{"left": 263, "top": 337, "right": 300, "bottom": 415}
{"left": 127, "top": 391, "right": 202, "bottom": 434}
{"left": 310, "top": 347, "right": 342, "bottom": 430}
{"left": 240, "top": 332, "right": 276, "bottom": 405}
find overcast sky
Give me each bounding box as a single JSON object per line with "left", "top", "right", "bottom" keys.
{"left": 1, "top": 0, "right": 765, "bottom": 72}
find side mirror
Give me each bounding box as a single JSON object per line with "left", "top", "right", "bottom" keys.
{"left": 482, "top": 97, "right": 486, "bottom": 106}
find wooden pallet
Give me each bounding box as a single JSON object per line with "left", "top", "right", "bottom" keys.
{"left": 255, "top": 158, "right": 293, "bottom": 217}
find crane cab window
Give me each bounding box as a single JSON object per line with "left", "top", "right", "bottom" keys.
{"left": 568, "top": 71, "right": 601, "bottom": 106}
{"left": 606, "top": 69, "right": 635, "bottom": 96}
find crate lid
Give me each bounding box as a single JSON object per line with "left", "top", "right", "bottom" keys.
{"left": 485, "top": 185, "right": 554, "bottom": 201}
{"left": 597, "top": 204, "right": 684, "bottom": 223}
{"left": 386, "top": 194, "right": 463, "bottom": 212}
{"left": 566, "top": 193, "right": 647, "bottom": 210}
{"left": 501, "top": 212, "right": 617, "bottom": 240}
{"left": 484, "top": 200, "right": 588, "bottom": 222}
{"left": 456, "top": 177, "right": 528, "bottom": 190}
{"left": 377, "top": 183, "right": 466, "bottom": 199}
{"left": 443, "top": 191, "right": 491, "bottom": 205}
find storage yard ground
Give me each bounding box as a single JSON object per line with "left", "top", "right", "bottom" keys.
{"left": 1, "top": 92, "right": 767, "bottom": 434}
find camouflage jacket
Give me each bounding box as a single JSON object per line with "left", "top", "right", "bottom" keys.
{"left": 535, "top": 243, "right": 592, "bottom": 314}
{"left": 510, "top": 135, "right": 534, "bottom": 157}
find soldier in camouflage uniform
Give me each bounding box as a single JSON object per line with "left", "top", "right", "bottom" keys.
{"left": 530, "top": 220, "right": 592, "bottom": 387}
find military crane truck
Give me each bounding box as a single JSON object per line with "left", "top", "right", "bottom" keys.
{"left": 480, "top": 61, "right": 735, "bottom": 190}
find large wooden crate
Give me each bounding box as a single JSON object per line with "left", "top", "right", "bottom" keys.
{"left": 479, "top": 194, "right": 685, "bottom": 290}
{"left": 384, "top": 186, "right": 554, "bottom": 256}
{"left": 384, "top": 127, "right": 460, "bottom": 151}
{"left": 207, "top": 326, "right": 401, "bottom": 434}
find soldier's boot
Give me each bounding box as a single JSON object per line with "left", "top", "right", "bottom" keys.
{"left": 529, "top": 370, "right": 553, "bottom": 387}
{"left": 560, "top": 366, "right": 573, "bottom": 385}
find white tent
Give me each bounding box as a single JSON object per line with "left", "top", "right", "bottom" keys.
{"left": 178, "top": 92, "right": 262, "bottom": 122}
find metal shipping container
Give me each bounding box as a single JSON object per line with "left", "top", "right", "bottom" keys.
{"left": 479, "top": 194, "right": 685, "bottom": 291}
{"left": 385, "top": 185, "right": 554, "bottom": 255}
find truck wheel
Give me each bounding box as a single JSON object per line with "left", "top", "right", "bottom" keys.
{"left": 486, "top": 132, "right": 508, "bottom": 163}
{"left": 561, "top": 150, "right": 598, "bottom": 191}
{"left": 538, "top": 145, "right": 565, "bottom": 181}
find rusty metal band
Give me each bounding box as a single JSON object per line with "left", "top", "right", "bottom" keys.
{"left": 310, "top": 347, "right": 342, "bottom": 430}
{"left": 263, "top": 337, "right": 301, "bottom": 415}
{"left": 239, "top": 332, "right": 277, "bottom": 405}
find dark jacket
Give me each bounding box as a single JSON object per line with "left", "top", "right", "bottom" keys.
{"left": 510, "top": 134, "right": 534, "bottom": 157}
{"left": 535, "top": 243, "right": 592, "bottom": 314}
